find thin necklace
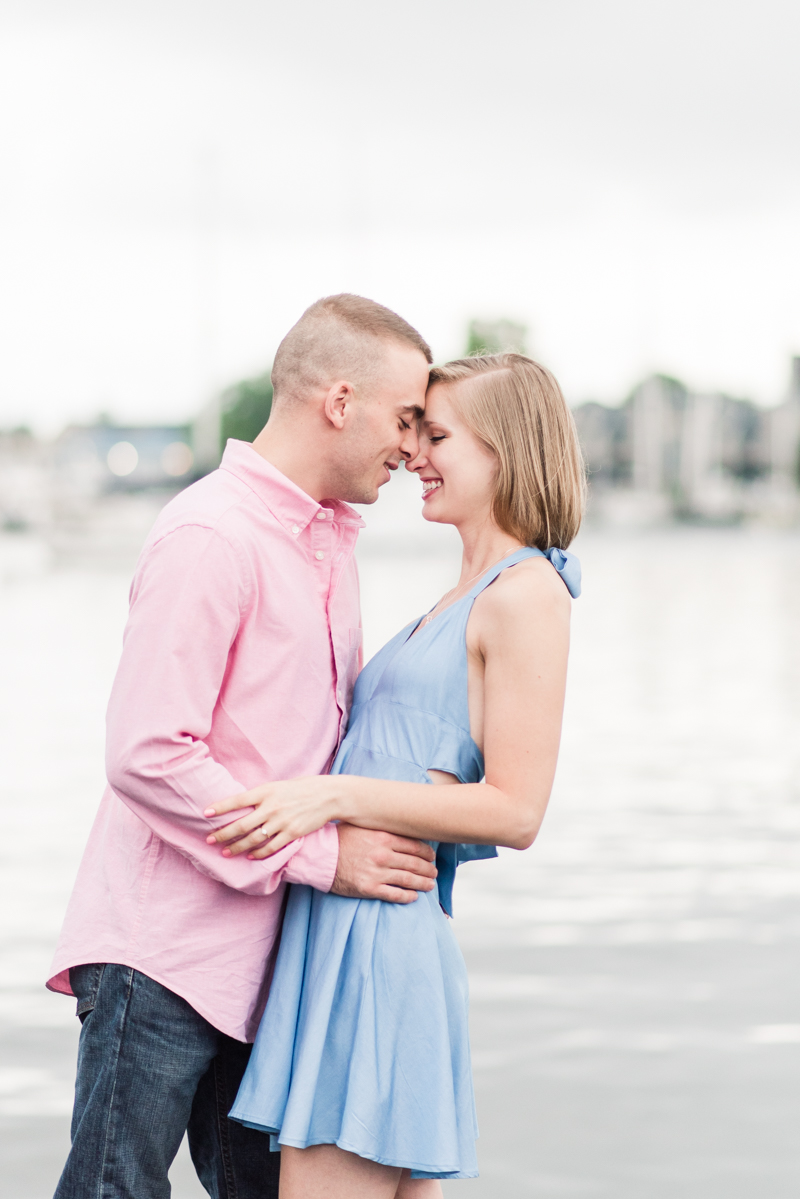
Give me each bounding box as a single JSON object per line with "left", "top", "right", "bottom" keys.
{"left": 419, "top": 546, "right": 522, "bottom": 628}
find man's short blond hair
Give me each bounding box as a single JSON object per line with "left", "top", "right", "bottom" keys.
{"left": 271, "top": 294, "right": 432, "bottom": 405}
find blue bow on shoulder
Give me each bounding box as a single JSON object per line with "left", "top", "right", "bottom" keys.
{"left": 544, "top": 546, "right": 581, "bottom": 598}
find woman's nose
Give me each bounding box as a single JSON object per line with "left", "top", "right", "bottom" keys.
{"left": 406, "top": 447, "right": 428, "bottom": 473}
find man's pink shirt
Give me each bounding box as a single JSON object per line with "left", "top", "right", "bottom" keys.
{"left": 48, "top": 441, "right": 364, "bottom": 1041}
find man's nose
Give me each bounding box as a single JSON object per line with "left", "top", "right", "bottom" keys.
{"left": 399, "top": 424, "right": 420, "bottom": 461}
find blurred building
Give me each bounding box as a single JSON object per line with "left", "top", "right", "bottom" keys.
{"left": 52, "top": 421, "right": 194, "bottom": 504}
{"left": 770, "top": 356, "right": 800, "bottom": 499}
{"left": 0, "top": 428, "right": 51, "bottom": 531}
{"left": 573, "top": 358, "right": 800, "bottom": 524}
{"left": 32, "top": 421, "right": 194, "bottom": 564}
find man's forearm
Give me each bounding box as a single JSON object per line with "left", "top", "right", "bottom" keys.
{"left": 104, "top": 520, "right": 340, "bottom": 896}
{"left": 112, "top": 776, "right": 339, "bottom": 895}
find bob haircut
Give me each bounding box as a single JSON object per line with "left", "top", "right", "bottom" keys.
{"left": 428, "top": 354, "right": 585, "bottom": 551}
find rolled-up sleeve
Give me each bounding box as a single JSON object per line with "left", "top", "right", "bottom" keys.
{"left": 105, "top": 524, "right": 339, "bottom": 896}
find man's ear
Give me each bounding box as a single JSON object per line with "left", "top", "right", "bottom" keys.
{"left": 322, "top": 381, "right": 356, "bottom": 430}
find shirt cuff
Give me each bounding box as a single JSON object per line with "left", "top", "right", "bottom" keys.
{"left": 282, "top": 822, "right": 339, "bottom": 892}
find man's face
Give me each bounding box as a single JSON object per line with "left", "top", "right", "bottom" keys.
{"left": 331, "top": 343, "right": 430, "bottom": 504}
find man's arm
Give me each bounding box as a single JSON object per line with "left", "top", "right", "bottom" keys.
{"left": 106, "top": 522, "right": 436, "bottom": 899}
{"left": 105, "top": 523, "right": 340, "bottom": 895}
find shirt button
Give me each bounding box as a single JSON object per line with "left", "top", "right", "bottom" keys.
{"left": 316, "top": 511, "right": 327, "bottom": 520}
{"left": 315, "top": 550, "right": 325, "bottom": 560}
{"left": 291, "top": 524, "right": 300, "bottom": 535}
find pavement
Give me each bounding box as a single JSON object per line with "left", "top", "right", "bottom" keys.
{"left": 3, "top": 927, "right": 799, "bottom": 1198}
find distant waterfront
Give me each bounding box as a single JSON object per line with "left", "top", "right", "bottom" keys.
{"left": 3, "top": 353, "right": 800, "bottom": 542}
{"left": 1, "top": 501, "right": 799, "bottom": 1197}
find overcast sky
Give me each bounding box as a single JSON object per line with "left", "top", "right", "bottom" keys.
{"left": 1, "top": 0, "right": 799, "bottom": 432}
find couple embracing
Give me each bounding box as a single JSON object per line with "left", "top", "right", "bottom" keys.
{"left": 49, "top": 294, "right": 584, "bottom": 1198}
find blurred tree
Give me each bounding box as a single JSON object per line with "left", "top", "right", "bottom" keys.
{"left": 220, "top": 371, "right": 273, "bottom": 447}
{"left": 467, "top": 319, "right": 528, "bottom": 356}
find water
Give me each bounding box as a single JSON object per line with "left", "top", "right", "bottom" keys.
{"left": 1, "top": 513, "right": 799, "bottom": 1197}
{"left": 450, "top": 527, "right": 800, "bottom": 1198}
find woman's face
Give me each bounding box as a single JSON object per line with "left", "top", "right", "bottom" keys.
{"left": 407, "top": 383, "right": 498, "bottom": 529}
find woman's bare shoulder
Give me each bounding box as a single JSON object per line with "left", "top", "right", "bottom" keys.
{"left": 469, "top": 555, "right": 571, "bottom": 644}
{"left": 488, "top": 555, "right": 571, "bottom": 611}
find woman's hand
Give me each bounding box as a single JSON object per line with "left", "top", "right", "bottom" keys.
{"left": 204, "top": 776, "right": 340, "bottom": 859}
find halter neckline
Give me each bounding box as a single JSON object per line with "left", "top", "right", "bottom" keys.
{"left": 408, "top": 546, "right": 556, "bottom": 640}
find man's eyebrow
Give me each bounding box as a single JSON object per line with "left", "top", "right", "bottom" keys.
{"left": 402, "top": 404, "right": 424, "bottom": 418}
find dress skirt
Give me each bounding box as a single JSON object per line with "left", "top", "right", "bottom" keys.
{"left": 229, "top": 878, "right": 479, "bottom": 1179}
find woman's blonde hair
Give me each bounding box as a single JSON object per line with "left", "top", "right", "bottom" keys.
{"left": 428, "top": 354, "right": 585, "bottom": 550}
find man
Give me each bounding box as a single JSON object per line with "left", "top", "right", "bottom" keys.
{"left": 49, "top": 295, "right": 438, "bottom": 1199}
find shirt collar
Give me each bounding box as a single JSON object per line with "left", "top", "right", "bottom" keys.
{"left": 219, "top": 440, "right": 366, "bottom": 535}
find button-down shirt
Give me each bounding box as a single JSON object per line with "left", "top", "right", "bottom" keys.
{"left": 47, "top": 441, "right": 364, "bottom": 1041}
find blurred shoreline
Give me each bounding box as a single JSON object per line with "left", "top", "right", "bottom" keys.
{"left": 2, "top": 351, "right": 800, "bottom": 556}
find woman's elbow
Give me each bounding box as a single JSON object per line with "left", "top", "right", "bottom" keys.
{"left": 500, "top": 818, "right": 541, "bottom": 851}
{"left": 487, "top": 790, "right": 546, "bottom": 850}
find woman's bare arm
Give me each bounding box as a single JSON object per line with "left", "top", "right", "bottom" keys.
{"left": 206, "top": 561, "right": 571, "bottom": 857}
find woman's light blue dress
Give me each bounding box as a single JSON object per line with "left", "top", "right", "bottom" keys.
{"left": 230, "top": 546, "right": 581, "bottom": 1179}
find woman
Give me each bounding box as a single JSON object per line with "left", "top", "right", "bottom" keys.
{"left": 205, "top": 353, "right": 585, "bottom": 1197}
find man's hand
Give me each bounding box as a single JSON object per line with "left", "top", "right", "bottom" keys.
{"left": 331, "top": 825, "right": 437, "bottom": 903}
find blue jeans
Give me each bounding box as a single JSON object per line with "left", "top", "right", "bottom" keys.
{"left": 54, "top": 964, "right": 279, "bottom": 1199}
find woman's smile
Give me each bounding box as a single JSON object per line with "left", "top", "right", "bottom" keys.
{"left": 421, "top": 477, "right": 443, "bottom": 499}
